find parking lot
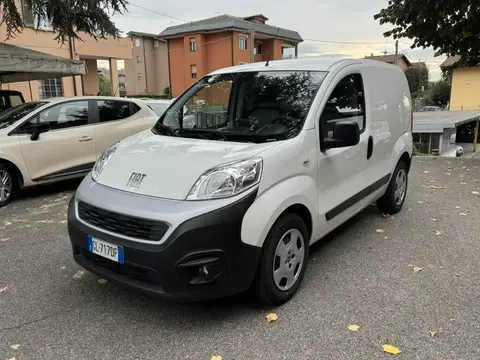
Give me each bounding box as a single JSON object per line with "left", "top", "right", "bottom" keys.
{"left": 1, "top": 157, "right": 480, "bottom": 360}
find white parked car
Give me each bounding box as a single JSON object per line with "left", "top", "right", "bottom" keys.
{"left": 0, "top": 96, "right": 158, "bottom": 206}
{"left": 68, "top": 58, "right": 413, "bottom": 304}
{"left": 141, "top": 99, "right": 172, "bottom": 117}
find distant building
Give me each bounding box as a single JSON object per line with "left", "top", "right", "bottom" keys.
{"left": 365, "top": 54, "right": 412, "bottom": 70}
{"left": 159, "top": 14, "right": 303, "bottom": 97}
{"left": 440, "top": 55, "right": 480, "bottom": 111}
{"left": 124, "top": 31, "right": 170, "bottom": 96}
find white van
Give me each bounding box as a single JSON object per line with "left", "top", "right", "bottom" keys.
{"left": 67, "top": 58, "right": 413, "bottom": 304}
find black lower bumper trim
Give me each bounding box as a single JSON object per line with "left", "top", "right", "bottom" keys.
{"left": 68, "top": 191, "right": 261, "bottom": 301}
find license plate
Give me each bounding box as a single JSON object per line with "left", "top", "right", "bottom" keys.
{"left": 88, "top": 236, "right": 124, "bottom": 264}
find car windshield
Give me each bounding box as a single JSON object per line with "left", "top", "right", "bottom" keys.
{"left": 148, "top": 103, "right": 170, "bottom": 117}
{"left": 0, "top": 101, "right": 47, "bottom": 129}
{"left": 153, "top": 70, "right": 327, "bottom": 143}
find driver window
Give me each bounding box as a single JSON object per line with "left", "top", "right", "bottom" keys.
{"left": 320, "top": 73, "right": 365, "bottom": 138}
{"left": 182, "top": 81, "right": 233, "bottom": 129}
{"left": 38, "top": 101, "right": 89, "bottom": 130}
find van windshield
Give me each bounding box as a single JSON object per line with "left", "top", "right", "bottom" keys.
{"left": 153, "top": 70, "right": 327, "bottom": 143}
{"left": 0, "top": 101, "right": 47, "bottom": 129}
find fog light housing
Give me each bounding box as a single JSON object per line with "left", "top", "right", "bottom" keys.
{"left": 177, "top": 253, "right": 226, "bottom": 285}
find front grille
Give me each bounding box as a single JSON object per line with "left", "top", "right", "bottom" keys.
{"left": 77, "top": 201, "right": 168, "bottom": 241}
{"left": 77, "top": 248, "right": 159, "bottom": 284}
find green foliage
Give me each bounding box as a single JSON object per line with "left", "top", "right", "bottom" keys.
{"left": 0, "top": 0, "right": 128, "bottom": 43}
{"left": 404, "top": 62, "right": 429, "bottom": 98}
{"left": 163, "top": 87, "right": 171, "bottom": 96}
{"left": 426, "top": 80, "right": 451, "bottom": 107}
{"left": 374, "top": 0, "right": 480, "bottom": 65}
{"left": 99, "top": 75, "right": 112, "bottom": 96}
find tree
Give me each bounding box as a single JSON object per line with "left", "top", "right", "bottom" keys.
{"left": 427, "top": 80, "right": 451, "bottom": 107}
{"left": 404, "top": 62, "right": 429, "bottom": 98}
{"left": 374, "top": 1, "right": 480, "bottom": 66}
{"left": 0, "top": 0, "right": 128, "bottom": 43}
{"left": 99, "top": 75, "right": 112, "bottom": 96}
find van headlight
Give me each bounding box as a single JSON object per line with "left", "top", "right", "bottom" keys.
{"left": 186, "top": 157, "right": 263, "bottom": 200}
{"left": 91, "top": 142, "right": 119, "bottom": 182}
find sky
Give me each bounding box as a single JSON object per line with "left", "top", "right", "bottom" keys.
{"left": 104, "top": 0, "right": 446, "bottom": 80}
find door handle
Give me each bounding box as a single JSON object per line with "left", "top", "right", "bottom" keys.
{"left": 79, "top": 137, "right": 93, "bottom": 142}
{"left": 367, "top": 135, "right": 373, "bottom": 159}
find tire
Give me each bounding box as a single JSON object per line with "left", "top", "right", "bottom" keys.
{"left": 0, "top": 163, "right": 16, "bottom": 208}
{"left": 376, "top": 160, "right": 408, "bottom": 215}
{"left": 253, "top": 213, "right": 309, "bottom": 305}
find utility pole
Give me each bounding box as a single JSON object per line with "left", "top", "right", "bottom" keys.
{"left": 249, "top": 29, "right": 255, "bottom": 63}
{"left": 394, "top": 40, "right": 399, "bottom": 65}
{"left": 474, "top": 119, "right": 479, "bottom": 152}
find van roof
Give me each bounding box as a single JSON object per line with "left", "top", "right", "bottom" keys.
{"left": 210, "top": 57, "right": 400, "bottom": 75}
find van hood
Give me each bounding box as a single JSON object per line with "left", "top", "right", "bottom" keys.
{"left": 95, "top": 130, "right": 278, "bottom": 200}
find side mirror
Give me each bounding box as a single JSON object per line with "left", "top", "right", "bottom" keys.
{"left": 25, "top": 122, "right": 51, "bottom": 141}
{"left": 323, "top": 120, "right": 360, "bottom": 149}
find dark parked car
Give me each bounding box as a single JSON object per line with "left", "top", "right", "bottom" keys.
{"left": 0, "top": 90, "right": 25, "bottom": 112}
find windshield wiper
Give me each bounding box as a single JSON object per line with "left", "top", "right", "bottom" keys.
{"left": 154, "top": 123, "right": 179, "bottom": 137}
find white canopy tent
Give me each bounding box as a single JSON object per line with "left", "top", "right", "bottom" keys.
{"left": 0, "top": 42, "right": 85, "bottom": 83}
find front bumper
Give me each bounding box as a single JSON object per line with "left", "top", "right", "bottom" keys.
{"left": 68, "top": 189, "right": 261, "bottom": 301}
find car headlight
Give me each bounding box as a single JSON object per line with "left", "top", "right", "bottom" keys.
{"left": 91, "top": 142, "right": 119, "bottom": 182}
{"left": 186, "top": 157, "right": 263, "bottom": 200}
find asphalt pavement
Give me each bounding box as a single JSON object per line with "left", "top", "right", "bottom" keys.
{"left": 1, "top": 158, "right": 480, "bottom": 360}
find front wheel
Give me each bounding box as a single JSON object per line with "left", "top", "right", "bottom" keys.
{"left": 253, "top": 213, "right": 309, "bottom": 305}
{"left": 377, "top": 160, "right": 408, "bottom": 214}
{"left": 0, "top": 164, "right": 15, "bottom": 208}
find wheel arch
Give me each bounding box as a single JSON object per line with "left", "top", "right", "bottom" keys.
{"left": 0, "top": 158, "right": 24, "bottom": 187}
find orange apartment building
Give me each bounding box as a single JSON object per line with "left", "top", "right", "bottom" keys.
{"left": 0, "top": 0, "right": 132, "bottom": 100}
{"left": 124, "top": 31, "right": 170, "bottom": 96}
{"left": 159, "top": 14, "right": 303, "bottom": 97}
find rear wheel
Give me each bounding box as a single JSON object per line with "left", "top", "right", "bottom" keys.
{"left": 0, "top": 164, "right": 15, "bottom": 208}
{"left": 253, "top": 213, "right": 309, "bottom": 305}
{"left": 377, "top": 160, "right": 408, "bottom": 214}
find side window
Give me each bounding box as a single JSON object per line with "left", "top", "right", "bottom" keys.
{"left": 320, "top": 73, "right": 365, "bottom": 138}
{"left": 96, "top": 100, "right": 136, "bottom": 123}
{"left": 38, "top": 101, "right": 89, "bottom": 130}
{"left": 10, "top": 95, "right": 23, "bottom": 107}
{"left": 0, "top": 96, "right": 7, "bottom": 111}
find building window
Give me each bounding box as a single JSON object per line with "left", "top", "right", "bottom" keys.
{"left": 137, "top": 73, "right": 143, "bottom": 82}
{"left": 154, "top": 40, "right": 160, "bottom": 48}
{"left": 256, "top": 44, "right": 262, "bottom": 55}
{"left": 21, "top": 0, "right": 34, "bottom": 27}
{"left": 136, "top": 55, "right": 141, "bottom": 63}
{"left": 239, "top": 36, "right": 248, "bottom": 50}
{"left": 190, "top": 65, "right": 197, "bottom": 79}
{"left": 38, "top": 78, "right": 63, "bottom": 99}
{"left": 189, "top": 38, "right": 197, "bottom": 52}
{"left": 135, "top": 38, "right": 141, "bottom": 47}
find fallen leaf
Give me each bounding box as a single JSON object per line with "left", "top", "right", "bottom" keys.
{"left": 430, "top": 219, "right": 438, "bottom": 222}
{"left": 376, "top": 229, "right": 385, "bottom": 233}
{"left": 72, "top": 270, "right": 85, "bottom": 279}
{"left": 460, "top": 213, "right": 468, "bottom": 216}
{"left": 384, "top": 236, "right": 388, "bottom": 239}
{"left": 348, "top": 324, "right": 360, "bottom": 331}
{"left": 429, "top": 330, "right": 438, "bottom": 337}
{"left": 444, "top": 173, "right": 451, "bottom": 176}
{"left": 455, "top": 206, "right": 460, "bottom": 209}
{"left": 10, "top": 344, "right": 20, "bottom": 350}
{"left": 436, "top": 231, "right": 442, "bottom": 236}
{"left": 265, "top": 313, "right": 279, "bottom": 323}
{"left": 0, "top": 237, "right": 10, "bottom": 242}
{"left": 382, "top": 213, "right": 392, "bottom": 218}
{"left": 460, "top": 182, "right": 467, "bottom": 185}
{"left": 8, "top": 357, "right": 16, "bottom": 360}
{"left": 211, "top": 356, "right": 223, "bottom": 360}
{"left": 426, "top": 185, "right": 445, "bottom": 190}
{"left": 97, "top": 278, "right": 108, "bottom": 284}
{"left": 424, "top": 170, "right": 430, "bottom": 174}
{"left": 413, "top": 266, "right": 423, "bottom": 273}
{"left": 60, "top": 266, "right": 66, "bottom": 270}
{"left": 408, "top": 208, "right": 413, "bottom": 211}
{"left": 383, "top": 344, "right": 401, "bottom": 355}
{"left": 417, "top": 201, "right": 423, "bottom": 204}
{"left": 472, "top": 191, "right": 480, "bottom": 195}
{"left": 0, "top": 286, "right": 8, "bottom": 293}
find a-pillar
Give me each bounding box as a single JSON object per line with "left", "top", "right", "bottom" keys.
{"left": 109, "top": 58, "right": 119, "bottom": 96}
